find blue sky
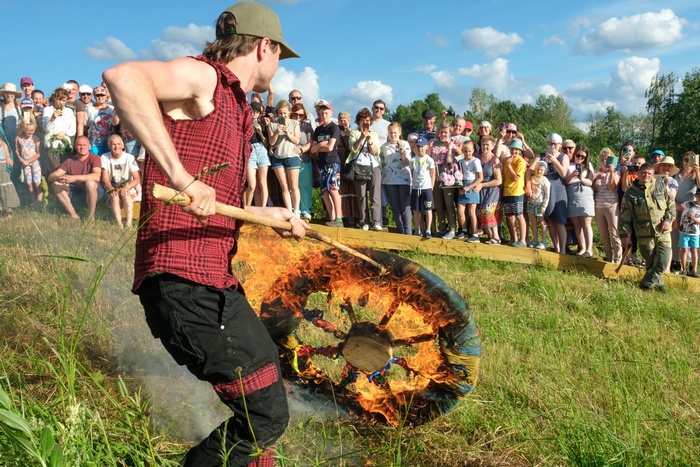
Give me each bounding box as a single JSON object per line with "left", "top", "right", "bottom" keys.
{"left": 3, "top": 0, "right": 698, "bottom": 123}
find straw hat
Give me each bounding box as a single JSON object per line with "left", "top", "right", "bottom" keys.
{"left": 1, "top": 83, "right": 22, "bottom": 97}
{"left": 653, "top": 156, "right": 679, "bottom": 176}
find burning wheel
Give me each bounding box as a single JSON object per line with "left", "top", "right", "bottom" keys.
{"left": 259, "top": 248, "right": 481, "bottom": 426}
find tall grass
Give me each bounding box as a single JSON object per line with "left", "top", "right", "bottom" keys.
{"left": 0, "top": 210, "right": 699, "bottom": 465}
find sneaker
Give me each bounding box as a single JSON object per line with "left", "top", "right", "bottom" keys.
{"left": 372, "top": 223, "right": 383, "bottom": 231}
{"left": 688, "top": 271, "right": 699, "bottom": 278}
{"left": 424, "top": 230, "right": 432, "bottom": 239}
{"left": 300, "top": 211, "right": 312, "bottom": 221}
{"left": 487, "top": 238, "right": 500, "bottom": 245}
{"left": 512, "top": 241, "right": 527, "bottom": 248}
{"left": 414, "top": 229, "right": 422, "bottom": 236}
{"left": 535, "top": 243, "right": 546, "bottom": 250}
{"left": 443, "top": 231, "right": 456, "bottom": 240}
{"left": 325, "top": 220, "right": 343, "bottom": 227}
{"left": 455, "top": 230, "right": 466, "bottom": 240}
{"left": 467, "top": 235, "right": 480, "bottom": 243}
{"left": 362, "top": 224, "right": 369, "bottom": 231}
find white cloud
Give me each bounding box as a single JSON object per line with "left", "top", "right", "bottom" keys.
{"left": 610, "top": 56, "right": 660, "bottom": 101}
{"left": 150, "top": 24, "right": 214, "bottom": 60}
{"left": 536, "top": 84, "right": 559, "bottom": 97}
{"left": 412, "top": 64, "right": 437, "bottom": 73}
{"left": 84, "top": 37, "right": 138, "bottom": 61}
{"left": 458, "top": 58, "right": 516, "bottom": 95}
{"left": 271, "top": 66, "right": 320, "bottom": 106}
{"left": 430, "top": 71, "right": 458, "bottom": 89}
{"left": 564, "top": 56, "right": 660, "bottom": 114}
{"left": 427, "top": 33, "right": 448, "bottom": 48}
{"left": 334, "top": 81, "right": 394, "bottom": 117}
{"left": 577, "top": 9, "right": 685, "bottom": 54}
{"left": 543, "top": 35, "right": 566, "bottom": 48}
{"left": 461, "top": 27, "right": 523, "bottom": 57}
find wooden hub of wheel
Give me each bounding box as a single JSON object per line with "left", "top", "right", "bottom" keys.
{"left": 341, "top": 322, "right": 393, "bottom": 373}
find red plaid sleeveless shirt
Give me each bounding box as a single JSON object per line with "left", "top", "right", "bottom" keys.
{"left": 133, "top": 56, "right": 253, "bottom": 292}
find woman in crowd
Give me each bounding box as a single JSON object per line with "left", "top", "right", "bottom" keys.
{"left": 292, "top": 103, "right": 313, "bottom": 220}
{"left": 564, "top": 144, "right": 595, "bottom": 257}
{"left": 593, "top": 148, "right": 622, "bottom": 263}
{"left": 336, "top": 111, "right": 358, "bottom": 227}
{"left": 42, "top": 87, "right": 76, "bottom": 174}
{"left": 85, "top": 86, "right": 116, "bottom": 155}
{"left": 348, "top": 108, "right": 381, "bottom": 231}
{"left": 244, "top": 101, "right": 270, "bottom": 207}
{"left": 380, "top": 122, "right": 412, "bottom": 234}
{"left": 429, "top": 121, "right": 458, "bottom": 238}
{"left": 267, "top": 99, "right": 301, "bottom": 215}
{"left": 527, "top": 133, "right": 569, "bottom": 253}
{"left": 653, "top": 155, "right": 679, "bottom": 271}
{"left": 476, "top": 135, "right": 502, "bottom": 244}
{"left": 671, "top": 152, "right": 700, "bottom": 271}
{"left": 1, "top": 83, "right": 21, "bottom": 149}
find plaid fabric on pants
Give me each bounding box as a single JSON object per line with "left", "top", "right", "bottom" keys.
{"left": 137, "top": 274, "right": 289, "bottom": 467}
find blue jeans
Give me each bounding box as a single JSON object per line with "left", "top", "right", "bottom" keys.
{"left": 137, "top": 274, "right": 288, "bottom": 466}
{"left": 384, "top": 184, "right": 412, "bottom": 234}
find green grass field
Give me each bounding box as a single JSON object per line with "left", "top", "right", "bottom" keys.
{"left": 0, "top": 210, "right": 698, "bottom": 466}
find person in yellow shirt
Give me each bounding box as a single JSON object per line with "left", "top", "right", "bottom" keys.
{"left": 502, "top": 138, "right": 527, "bottom": 247}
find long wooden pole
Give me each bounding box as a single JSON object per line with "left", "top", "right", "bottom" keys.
{"left": 151, "top": 183, "right": 386, "bottom": 274}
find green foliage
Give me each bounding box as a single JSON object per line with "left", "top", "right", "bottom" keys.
{"left": 393, "top": 93, "right": 447, "bottom": 134}
{"left": 647, "top": 68, "right": 700, "bottom": 161}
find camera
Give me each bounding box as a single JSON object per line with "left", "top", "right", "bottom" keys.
{"left": 445, "top": 109, "right": 456, "bottom": 117}
{"left": 628, "top": 164, "right": 639, "bottom": 173}
{"left": 575, "top": 163, "right": 582, "bottom": 173}
{"left": 278, "top": 117, "right": 285, "bottom": 125}
{"left": 622, "top": 147, "right": 631, "bottom": 155}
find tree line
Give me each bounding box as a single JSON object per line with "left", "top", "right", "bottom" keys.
{"left": 387, "top": 68, "right": 700, "bottom": 166}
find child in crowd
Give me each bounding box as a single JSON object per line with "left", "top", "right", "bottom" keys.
{"left": 527, "top": 161, "right": 551, "bottom": 249}
{"left": 410, "top": 136, "right": 435, "bottom": 238}
{"left": 15, "top": 122, "right": 43, "bottom": 208}
{"left": 456, "top": 141, "right": 483, "bottom": 242}
{"left": 678, "top": 190, "right": 700, "bottom": 277}
{"left": 502, "top": 138, "right": 528, "bottom": 247}
{"left": 0, "top": 130, "right": 20, "bottom": 216}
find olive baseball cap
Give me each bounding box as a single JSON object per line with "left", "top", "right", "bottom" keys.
{"left": 223, "top": 2, "right": 299, "bottom": 60}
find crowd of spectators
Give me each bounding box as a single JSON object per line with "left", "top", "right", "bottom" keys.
{"left": 1, "top": 78, "right": 699, "bottom": 279}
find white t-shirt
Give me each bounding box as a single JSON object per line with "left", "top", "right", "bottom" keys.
{"left": 380, "top": 141, "right": 411, "bottom": 185}
{"left": 370, "top": 118, "right": 390, "bottom": 146}
{"left": 410, "top": 155, "right": 435, "bottom": 190}
{"left": 101, "top": 151, "right": 139, "bottom": 185}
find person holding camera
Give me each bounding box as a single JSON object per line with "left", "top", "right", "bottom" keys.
{"left": 349, "top": 108, "right": 382, "bottom": 231}
{"left": 266, "top": 99, "right": 302, "bottom": 216}
{"left": 564, "top": 144, "right": 595, "bottom": 257}
{"left": 619, "top": 143, "right": 645, "bottom": 265}
{"left": 669, "top": 151, "right": 700, "bottom": 272}
{"left": 526, "top": 133, "right": 569, "bottom": 254}
{"left": 619, "top": 163, "right": 675, "bottom": 292}
{"left": 593, "top": 148, "right": 622, "bottom": 263}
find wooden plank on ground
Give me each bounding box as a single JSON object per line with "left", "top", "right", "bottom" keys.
{"left": 313, "top": 223, "right": 700, "bottom": 293}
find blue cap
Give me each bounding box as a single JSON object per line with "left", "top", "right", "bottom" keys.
{"left": 20, "top": 97, "right": 33, "bottom": 108}
{"left": 415, "top": 136, "right": 429, "bottom": 147}
{"left": 650, "top": 149, "right": 665, "bottom": 157}
{"left": 508, "top": 138, "right": 523, "bottom": 151}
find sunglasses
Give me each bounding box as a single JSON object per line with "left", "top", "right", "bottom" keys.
{"left": 80, "top": 93, "right": 92, "bottom": 96}
{"left": 95, "top": 94, "right": 106, "bottom": 97}
{"left": 563, "top": 146, "right": 575, "bottom": 150}
{"left": 575, "top": 154, "right": 586, "bottom": 159}
{"left": 289, "top": 96, "right": 302, "bottom": 101}
{"left": 290, "top": 113, "right": 305, "bottom": 119}
{"left": 373, "top": 106, "right": 385, "bottom": 110}
{"left": 506, "top": 130, "right": 517, "bottom": 134}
